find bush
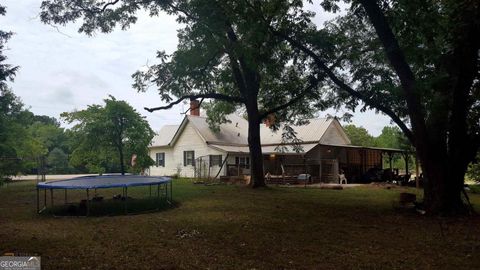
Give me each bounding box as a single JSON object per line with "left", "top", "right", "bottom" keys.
{"left": 466, "top": 153, "right": 480, "bottom": 183}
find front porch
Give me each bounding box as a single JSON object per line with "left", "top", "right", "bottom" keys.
{"left": 194, "top": 143, "right": 414, "bottom": 186}
{"left": 221, "top": 144, "right": 413, "bottom": 185}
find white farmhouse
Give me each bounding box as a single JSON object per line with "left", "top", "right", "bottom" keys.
{"left": 148, "top": 100, "right": 406, "bottom": 183}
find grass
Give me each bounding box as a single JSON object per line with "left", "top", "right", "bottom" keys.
{"left": 1, "top": 179, "right": 480, "bottom": 269}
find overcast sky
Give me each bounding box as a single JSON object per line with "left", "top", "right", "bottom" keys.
{"left": 1, "top": 0, "right": 392, "bottom": 136}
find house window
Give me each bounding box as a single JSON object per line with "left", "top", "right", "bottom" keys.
{"left": 209, "top": 155, "right": 222, "bottom": 167}
{"left": 235, "top": 156, "right": 250, "bottom": 169}
{"left": 184, "top": 151, "right": 195, "bottom": 166}
{"left": 155, "top": 152, "right": 165, "bottom": 167}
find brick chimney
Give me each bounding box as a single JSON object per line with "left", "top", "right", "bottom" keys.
{"left": 190, "top": 99, "right": 200, "bottom": 116}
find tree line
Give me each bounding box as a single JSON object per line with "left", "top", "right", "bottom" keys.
{"left": 0, "top": 90, "right": 155, "bottom": 180}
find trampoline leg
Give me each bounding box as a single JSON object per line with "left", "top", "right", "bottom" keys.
{"left": 50, "top": 189, "right": 54, "bottom": 207}
{"left": 36, "top": 187, "right": 39, "bottom": 213}
{"left": 64, "top": 189, "right": 67, "bottom": 204}
{"left": 149, "top": 184, "right": 152, "bottom": 197}
{"left": 124, "top": 187, "right": 128, "bottom": 215}
{"left": 170, "top": 181, "right": 173, "bottom": 203}
{"left": 157, "top": 184, "right": 161, "bottom": 208}
{"left": 44, "top": 189, "right": 47, "bottom": 209}
{"left": 86, "top": 189, "right": 90, "bottom": 217}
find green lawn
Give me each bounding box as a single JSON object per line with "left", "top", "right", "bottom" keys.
{"left": 1, "top": 179, "right": 480, "bottom": 269}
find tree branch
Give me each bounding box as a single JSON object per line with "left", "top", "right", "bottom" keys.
{"left": 259, "top": 76, "right": 320, "bottom": 120}
{"left": 144, "top": 93, "right": 245, "bottom": 112}
{"left": 101, "top": 0, "right": 121, "bottom": 12}
{"left": 358, "top": 0, "right": 426, "bottom": 144}
{"left": 274, "top": 30, "right": 415, "bottom": 143}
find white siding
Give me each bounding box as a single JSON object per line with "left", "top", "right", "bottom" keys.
{"left": 149, "top": 147, "right": 175, "bottom": 176}
{"left": 149, "top": 120, "right": 226, "bottom": 178}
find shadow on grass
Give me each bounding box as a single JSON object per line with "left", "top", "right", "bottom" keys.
{"left": 41, "top": 197, "right": 178, "bottom": 217}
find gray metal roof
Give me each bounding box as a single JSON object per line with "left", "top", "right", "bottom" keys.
{"left": 151, "top": 125, "right": 180, "bottom": 147}
{"left": 151, "top": 114, "right": 344, "bottom": 148}
{"left": 188, "top": 114, "right": 249, "bottom": 145}
{"left": 260, "top": 118, "right": 334, "bottom": 144}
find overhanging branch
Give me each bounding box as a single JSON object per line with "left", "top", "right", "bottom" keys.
{"left": 144, "top": 93, "right": 245, "bottom": 112}
{"left": 358, "top": 0, "right": 426, "bottom": 144}
{"left": 274, "top": 30, "right": 414, "bottom": 143}
{"left": 259, "top": 76, "right": 321, "bottom": 120}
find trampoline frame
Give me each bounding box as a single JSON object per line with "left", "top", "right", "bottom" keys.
{"left": 36, "top": 175, "right": 173, "bottom": 216}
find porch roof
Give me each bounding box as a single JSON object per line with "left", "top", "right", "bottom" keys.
{"left": 320, "top": 143, "right": 411, "bottom": 154}
{"left": 208, "top": 143, "right": 318, "bottom": 155}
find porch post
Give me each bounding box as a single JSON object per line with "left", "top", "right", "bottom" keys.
{"left": 388, "top": 152, "right": 393, "bottom": 181}
{"left": 404, "top": 154, "right": 409, "bottom": 174}
{"left": 415, "top": 154, "right": 420, "bottom": 189}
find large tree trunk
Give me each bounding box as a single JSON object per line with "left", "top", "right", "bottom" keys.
{"left": 245, "top": 101, "right": 266, "bottom": 188}
{"left": 422, "top": 160, "right": 466, "bottom": 215}
{"left": 419, "top": 140, "right": 469, "bottom": 214}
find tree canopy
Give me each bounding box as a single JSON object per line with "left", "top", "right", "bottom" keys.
{"left": 264, "top": 0, "right": 479, "bottom": 214}
{"left": 343, "top": 125, "right": 376, "bottom": 147}
{"left": 62, "top": 96, "right": 155, "bottom": 175}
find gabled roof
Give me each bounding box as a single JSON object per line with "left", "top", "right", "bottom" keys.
{"left": 188, "top": 114, "right": 249, "bottom": 145}
{"left": 150, "top": 114, "right": 350, "bottom": 149}
{"left": 151, "top": 125, "right": 180, "bottom": 147}
{"left": 260, "top": 118, "right": 334, "bottom": 144}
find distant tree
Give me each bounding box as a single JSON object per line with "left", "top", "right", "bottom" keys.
{"left": 466, "top": 152, "right": 480, "bottom": 183}
{"left": 47, "top": 147, "right": 68, "bottom": 174}
{"left": 62, "top": 96, "right": 155, "bottom": 175}
{"left": 375, "top": 126, "right": 415, "bottom": 171}
{"left": 0, "top": 5, "right": 17, "bottom": 86}
{"left": 375, "top": 127, "right": 402, "bottom": 149}
{"left": 0, "top": 4, "right": 39, "bottom": 180}
{"left": 0, "top": 4, "right": 18, "bottom": 178}
{"left": 343, "top": 124, "right": 376, "bottom": 147}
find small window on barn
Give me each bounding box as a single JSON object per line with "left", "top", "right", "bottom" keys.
{"left": 156, "top": 152, "right": 165, "bottom": 167}
{"left": 209, "top": 155, "right": 222, "bottom": 167}
{"left": 184, "top": 151, "right": 195, "bottom": 166}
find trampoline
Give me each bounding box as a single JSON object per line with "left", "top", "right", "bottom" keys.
{"left": 36, "top": 175, "right": 172, "bottom": 216}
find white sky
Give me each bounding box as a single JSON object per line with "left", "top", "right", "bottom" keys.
{"left": 1, "top": 0, "right": 392, "bottom": 136}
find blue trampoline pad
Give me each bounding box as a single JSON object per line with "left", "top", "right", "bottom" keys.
{"left": 37, "top": 175, "right": 172, "bottom": 190}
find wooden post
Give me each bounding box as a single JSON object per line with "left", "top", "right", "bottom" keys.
{"left": 404, "top": 154, "right": 409, "bottom": 174}
{"left": 415, "top": 154, "right": 420, "bottom": 189}
{"left": 389, "top": 152, "right": 393, "bottom": 171}
{"left": 361, "top": 149, "right": 366, "bottom": 175}
{"left": 388, "top": 152, "right": 393, "bottom": 181}
{"left": 208, "top": 158, "right": 211, "bottom": 180}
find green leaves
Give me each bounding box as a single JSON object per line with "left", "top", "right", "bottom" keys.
{"left": 62, "top": 96, "right": 155, "bottom": 174}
